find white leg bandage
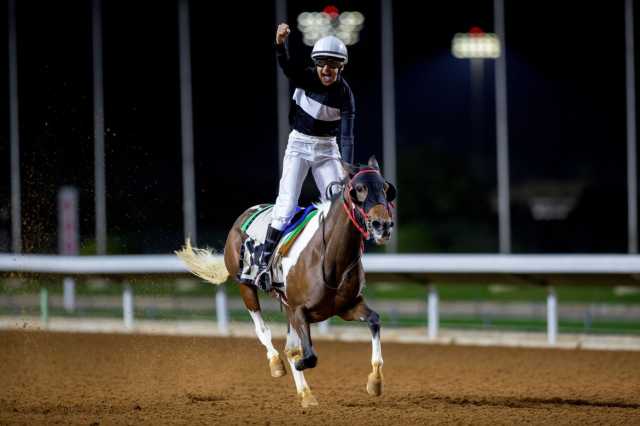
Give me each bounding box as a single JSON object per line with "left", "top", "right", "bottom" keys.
{"left": 248, "top": 310, "right": 279, "bottom": 360}
{"left": 371, "top": 332, "right": 383, "bottom": 367}
{"left": 285, "top": 325, "right": 309, "bottom": 394}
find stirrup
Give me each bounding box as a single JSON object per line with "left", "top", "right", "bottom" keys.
{"left": 255, "top": 268, "right": 273, "bottom": 292}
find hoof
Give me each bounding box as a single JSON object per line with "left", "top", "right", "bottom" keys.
{"left": 269, "top": 355, "right": 287, "bottom": 378}
{"left": 294, "top": 354, "right": 317, "bottom": 371}
{"left": 299, "top": 388, "right": 319, "bottom": 408}
{"left": 366, "top": 372, "right": 383, "bottom": 396}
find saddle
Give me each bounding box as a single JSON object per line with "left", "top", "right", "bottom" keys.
{"left": 237, "top": 204, "right": 318, "bottom": 287}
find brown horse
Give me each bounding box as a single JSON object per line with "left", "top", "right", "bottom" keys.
{"left": 177, "top": 156, "right": 396, "bottom": 407}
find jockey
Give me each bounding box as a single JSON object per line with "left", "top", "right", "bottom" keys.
{"left": 255, "top": 23, "right": 356, "bottom": 290}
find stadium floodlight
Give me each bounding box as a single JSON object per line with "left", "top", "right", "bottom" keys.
{"left": 451, "top": 27, "right": 500, "bottom": 59}
{"left": 297, "top": 5, "right": 364, "bottom": 46}
{"left": 453, "top": 25, "right": 509, "bottom": 253}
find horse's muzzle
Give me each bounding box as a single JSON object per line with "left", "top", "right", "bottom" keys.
{"left": 370, "top": 219, "right": 394, "bottom": 245}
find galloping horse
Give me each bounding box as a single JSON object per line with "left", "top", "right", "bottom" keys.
{"left": 177, "top": 156, "right": 396, "bottom": 407}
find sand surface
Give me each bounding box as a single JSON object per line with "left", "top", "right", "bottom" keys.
{"left": 1, "top": 330, "right": 639, "bottom": 425}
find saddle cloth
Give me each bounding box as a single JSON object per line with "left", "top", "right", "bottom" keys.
{"left": 238, "top": 204, "right": 318, "bottom": 285}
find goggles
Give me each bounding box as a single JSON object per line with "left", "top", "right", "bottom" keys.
{"left": 314, "top": 58, "right": 343, "bottom": 69}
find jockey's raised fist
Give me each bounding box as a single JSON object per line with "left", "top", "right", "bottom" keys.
{"left": 276, "top": 23, "right": 290, "bottom": 45}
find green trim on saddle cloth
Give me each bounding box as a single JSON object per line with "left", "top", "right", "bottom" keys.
{"left": 278, "top": 209, "right": 319, "bottom": 256}
{"left": 241, "top": 204, "right": 274, "bottom": 233}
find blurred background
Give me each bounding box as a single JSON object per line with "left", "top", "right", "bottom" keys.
{"left": 1, "top": 0, "right": 639, "bottom": 337}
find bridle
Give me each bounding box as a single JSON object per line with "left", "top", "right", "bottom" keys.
{"left": 319, "top": 168, "right": 394, "bottom": 290}
{"left": 341, "top": 168, "right": 394, "bottom": 241}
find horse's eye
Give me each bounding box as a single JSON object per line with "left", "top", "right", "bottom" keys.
{"left": 356, "top": 184, "right": 365, "bottom": 192}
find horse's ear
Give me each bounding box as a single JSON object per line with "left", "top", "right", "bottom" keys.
{"left": 384, "top": 181, "right": 397, "bottom": 202}
{"left": 368, "top": 156, "right": 380, "bottom": 170}
{"left": 341, "top": 160, "right": 357, "bottom": 177}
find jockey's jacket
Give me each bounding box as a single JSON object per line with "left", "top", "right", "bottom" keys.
{"left": 275, "top": 41, "right": 355, "bottom": 164}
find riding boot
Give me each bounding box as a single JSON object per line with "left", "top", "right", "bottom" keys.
{"left": 255, "top": 225, "right": 284, "bottom": 292}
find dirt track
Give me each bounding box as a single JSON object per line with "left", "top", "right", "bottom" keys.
{"left": 1, "top": 330, "right": 639, "bottom": 425}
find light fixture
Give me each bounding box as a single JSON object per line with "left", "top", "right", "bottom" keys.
{"left": 451, "top": 27, "right": 500, "bottom": 59}
{"left": 297, "top": 6, "right": 364, "bottom": 46}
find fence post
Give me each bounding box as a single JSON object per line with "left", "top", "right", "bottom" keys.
{"left": 547, "top": 286, "right": 558, "bottom": 345}
{"left": 40, "top": 287, "right": 49, "bottom": 327}
{"left": 216, "top": 286, "right": 229, "bottom": 334}
{"left": 427, "top": 284, "right": 439, "bottom": 340}
{"left": 123, "top": 282, "right": 134, "bottom": 330}
{"left": 59, "top": 187, "right": 79, "bottom": 312}
{"left": 63, "top": 278, "right": 76, "bottom": 313}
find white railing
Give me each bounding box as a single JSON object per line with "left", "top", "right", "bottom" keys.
{"left": 2, "top": 253, "right": 640, "bottom": 344}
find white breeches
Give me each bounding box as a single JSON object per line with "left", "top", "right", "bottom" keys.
{"left": 272, "top": 130, "right": 344, "bottom": 230}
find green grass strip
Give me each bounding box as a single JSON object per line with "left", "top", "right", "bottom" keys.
{"left": 2, "top": 306, "right": 638, "bottom": 335}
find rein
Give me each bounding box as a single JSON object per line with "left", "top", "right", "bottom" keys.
{"left": 341, "top": 168, "right": 381, "bottom": 241}
{"left": 341, "top": 202, "right": 369, "bottom": 240}
{"left": 319, "top": 210, "right": 363, "bottom": 291}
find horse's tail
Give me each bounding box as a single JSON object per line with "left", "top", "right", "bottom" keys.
{"left": 175, "top": 239, "right": 229, "bottom": 285}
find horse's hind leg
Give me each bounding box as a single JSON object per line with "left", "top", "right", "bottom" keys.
{"left": 284, "top": 324, "right": 318, "bottom": 407}
{"left": 239, "top": 283, "right": 286, "bottom": 378}
{"left": 339, "top": 297, "right": 383, "bottom": 396}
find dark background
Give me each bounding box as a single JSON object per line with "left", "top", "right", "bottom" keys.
{"left": 0, "top": 0, "right": 638, "bottom": 254}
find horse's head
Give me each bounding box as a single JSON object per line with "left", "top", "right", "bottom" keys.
{"left": 343, "top": 156, "right": 396, "bottom": 245}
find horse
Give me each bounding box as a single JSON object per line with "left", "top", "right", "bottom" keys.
{"left": 176, "top": 156, "right": 396, "bottom": 407}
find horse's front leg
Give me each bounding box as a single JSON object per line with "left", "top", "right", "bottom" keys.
{"left": 239, "top": 283, "right": 286, "bottom": 378}
{"left": 288, "top": 305, "right": 317, "bottom": 370}
{"left": 284, "top": 324, "right": 318, "bottom": 407}
{"left": 339, "top": 297, "right": 383, "bottom": 396}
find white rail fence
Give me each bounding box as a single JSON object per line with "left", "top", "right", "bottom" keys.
{"left": 2, "top": 254, "right": 640, "bottom": 344}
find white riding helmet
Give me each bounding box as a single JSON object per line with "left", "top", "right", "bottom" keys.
{"left": 311, "top": 35, "right": 348, "bottom": 64}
